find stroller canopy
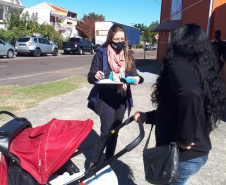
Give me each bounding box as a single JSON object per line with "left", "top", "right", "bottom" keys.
{"left": 9, "top": 118, "right": 93, "bottom": 184}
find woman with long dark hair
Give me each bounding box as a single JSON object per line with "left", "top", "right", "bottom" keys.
{"left": 134, "top": 23, "right": 225, "bottom": 184}
{"left": 87, "top": 24, "right": 143, "bottom": 168}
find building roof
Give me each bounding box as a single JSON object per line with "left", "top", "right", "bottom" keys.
{"left": 47, "top": 2, "right": 76, "bottom": 15}
{"left": 150, "top": 20, "right": 181, "bottom": 32}
{"left": 0, "top": 0, "right": 25, "bottom": 8}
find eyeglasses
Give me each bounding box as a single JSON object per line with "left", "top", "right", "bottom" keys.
{"left": 112, "top": 38, "right": 125, "bottom": 42}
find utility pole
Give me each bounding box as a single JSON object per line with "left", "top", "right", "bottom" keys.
{"left": 144, "top": 30, "right": 148, "bottom": 61}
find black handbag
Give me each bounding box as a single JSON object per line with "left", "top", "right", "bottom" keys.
{"left": 143, "top": 125, "right": 180, "bottom": 184}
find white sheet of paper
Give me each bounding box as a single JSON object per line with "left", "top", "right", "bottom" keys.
{"left": 95, "top": 79, "right": 123, "bottom": 84}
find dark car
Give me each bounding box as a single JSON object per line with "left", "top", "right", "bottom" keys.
{"left": 144, "top": 44, "right": 153, "bottom": 51}
{"left": 61, "top": 38, "right": 95, "bottom": 55}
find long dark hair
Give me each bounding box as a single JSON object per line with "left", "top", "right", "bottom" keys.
{"left": 102, "top": 24, "right": 132, "bottom": 71}
{"left": 152, "top": 23, "right": 225, "bottom": 131}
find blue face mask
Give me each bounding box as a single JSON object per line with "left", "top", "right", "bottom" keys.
{"left": 111, "top": 41, "right": 125, "bottom": 52}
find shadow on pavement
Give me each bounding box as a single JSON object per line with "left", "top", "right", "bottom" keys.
{"left": 77, "top": 129, "right": 100, "bottom": 169}
{"left": 113, "top": 160, "right": 136, "bottom": 185}
{"left": 76, "top": 128, "right": 136, "bottom": 184}
{"left": 135, "top": 59, "right": 162, "bottom": 75}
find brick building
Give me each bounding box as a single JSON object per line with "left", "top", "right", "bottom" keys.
{"left": 152, "top": 0, "right": 226, "bottom": 61}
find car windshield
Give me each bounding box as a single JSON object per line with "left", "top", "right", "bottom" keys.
{"left": 69, "top": 38, "right": 81, "bottom": 42}
{"left": 18, "top": 38, "right": 30, "bottom": 42}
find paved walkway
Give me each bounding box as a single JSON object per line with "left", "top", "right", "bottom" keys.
{"left": 1, "top": 60, "right": 226, "bottom": 184}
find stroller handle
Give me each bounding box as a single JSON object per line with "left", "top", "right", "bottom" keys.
{"left": 0, "top": 111, "right": 32, "bottom": 157}
{"left": 66, "top": 116, "right": 145, "bottom": 185}
{"left": 126, "top": 117, "right": 145, "bottom": 151}
{"left": 0, "top": 111, "right": 17, "bottom": 119}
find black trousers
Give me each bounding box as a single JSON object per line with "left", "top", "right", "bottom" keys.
{"left": 91, "top": 87, "right": 126, "bottom": 163}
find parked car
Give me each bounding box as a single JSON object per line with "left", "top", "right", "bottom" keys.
{"left": 0, "top": 39, "right": 15, "bottom": 58}
{"left": 15, "top": 36, "right": 58, "bottom": 57}
{"left": 61, "top": 38, "right": 95, "bottom": 55}
{"left": 144, "top": 44, "right": 153, "bottom": 51}
{"left": 152, "top": 45, "right": 157, "bottom": 50}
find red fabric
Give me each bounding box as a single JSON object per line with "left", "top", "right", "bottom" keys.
{"left": 9, "top": 119, "right": 93, "bottom": 184}
{"left": 0, "top": 154, "right": 8, "bottom": 185}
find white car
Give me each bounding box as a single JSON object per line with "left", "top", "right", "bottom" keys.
{"left": 0, "top": 39, "right": 15, "bottom": 58}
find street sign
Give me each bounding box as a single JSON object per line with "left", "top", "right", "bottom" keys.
{"left": 155, "top": 33, "right": 159, "bottom": 40}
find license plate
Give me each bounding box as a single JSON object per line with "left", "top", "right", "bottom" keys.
{"left": 67, "top": 48, "right": 71, "bottom": 51}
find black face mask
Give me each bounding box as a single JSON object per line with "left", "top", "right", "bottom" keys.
{"left": 111, "top": 41, "right": 125, "bottom": 52}
{"left": 214, "top": 34, "right": 220, "bottom": 40}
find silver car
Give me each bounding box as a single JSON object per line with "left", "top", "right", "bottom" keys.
{"left": 15, "top": 36, "right": 58, "bottom": 57}
{"left": 0, "top": 39, "right": 15, "bottom": 58}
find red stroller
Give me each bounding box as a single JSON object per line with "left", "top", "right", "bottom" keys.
{"left": 0, "top": 111, "right": 144, "bottom": 185}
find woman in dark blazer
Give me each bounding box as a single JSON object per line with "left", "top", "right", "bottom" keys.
{"left": 87, "top": 24, "right": 143, "bottom": 168}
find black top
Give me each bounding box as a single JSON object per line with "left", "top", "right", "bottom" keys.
{"left": 222, "top": 44, "right": 226, "bottom": 61}
{"left": 146, "top": 57, "right": 211, "bottom": 162}
{"left": 211, "top": 40, "right": 225, "bottom": 70}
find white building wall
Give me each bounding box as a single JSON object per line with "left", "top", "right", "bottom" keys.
{"left": 22, "top": 2, "right": 78, "bottom": 39}
{"left": 0, "top": 0, "right": 25, "bottom": 29}
{"left": 27, "top": 2, "right": 51, "bottom": 10}
{"left": 24, "top": 8, "right": 50, "bottom": 25}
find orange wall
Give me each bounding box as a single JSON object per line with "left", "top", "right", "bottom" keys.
{"left": 157, "top": 32, "right": 169, "bottom": 62}
{"left": 157, "top": 0, "right": 226, "bottom": 61}
{"left": 182, "top": 0, "right": 210, "bottom": 31}
{"left": 209, "top": 0, "right": 226, "bottom": 41}
{"left": 157, "top": 0, "right": 172, "bottom": 62}
{"left": 160, "top": 0, "right": 172, "bottom": 22}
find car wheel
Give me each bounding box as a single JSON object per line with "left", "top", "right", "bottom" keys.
{"left": 79, "top": 48, "right": 83, "bottom": 55}
{"left": 7, "top": 50, "right": 14, "bottom": 58}
{"left": 34, "top": 48, "right": 41, "bottom": 57}
{"left": 53, "top": 48, "right": 58, "bottom": 56}
{"left": 91, "top": 48, "right": 95, "bottom": 54}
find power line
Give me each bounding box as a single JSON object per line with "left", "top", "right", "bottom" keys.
{"left": 153, "top": 0, "right": 161, "bottom": 6}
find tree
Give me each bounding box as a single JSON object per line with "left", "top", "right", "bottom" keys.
{"left": 134, "top": 23, "right": 147, "bottom": 32}
{"left": 76, "top": 12, "right": 105, "bottom": 43}
{"left": 4, "top": 10, "right": 21, "bottom": 30}
{"left": 148, "top": 21, "right": 159, "bottom": 44}
{"left": 2, "top": 11, "right": 63, "bottom": 47}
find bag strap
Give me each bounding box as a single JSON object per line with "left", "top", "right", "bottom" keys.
{"left": 144, "top": 124, "right": 154, "bottom": 150}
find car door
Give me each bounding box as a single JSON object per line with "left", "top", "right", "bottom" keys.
{"left": 44, "top": 39, "right": 52, "bottom": 54}
{"left": 81, "top": 39, "right": 87, "bottom": 52}
{"left": 38, "top": 38, "right": 47, "bottom": 53}
{"left": 87, "top": 41, "right": 92, "bottom": 51}
{"left": 0, "top": 39, "right": 6, "bottom": 55}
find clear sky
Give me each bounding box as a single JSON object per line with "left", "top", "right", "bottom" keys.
{"left": 21, "top": 0, "right": 162, "bottom": 27}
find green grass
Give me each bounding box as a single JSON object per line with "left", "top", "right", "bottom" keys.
{"left": 0, "top": 76, "right": 88, "bottom": 116}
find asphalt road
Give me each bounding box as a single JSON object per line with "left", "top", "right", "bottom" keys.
{"left": 0, "top": 50, "right": 156, "bottom": 86}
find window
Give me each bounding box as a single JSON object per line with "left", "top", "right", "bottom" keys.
{"left": 44, "top": 39, "right": 50, "bottom": 45}
{"left": 38, "top": 38, "right": 44, "bottom": 44}
{"left": 0, "top": 9, "right": 3, "bottom": 21}
{"left": 34, "top": 38, "right": 37, "bottom": 43}
{"left": 71, "top": 13, "right": 75, "bottom": 18}
{"left": 69, "top": 38, "right": 81, "bottom": 42}
{"left": 0, "top": 40, "right": 3, "bottom": 44}
{"left": 18, "top": 38, "right": 30, "bottom": 42}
